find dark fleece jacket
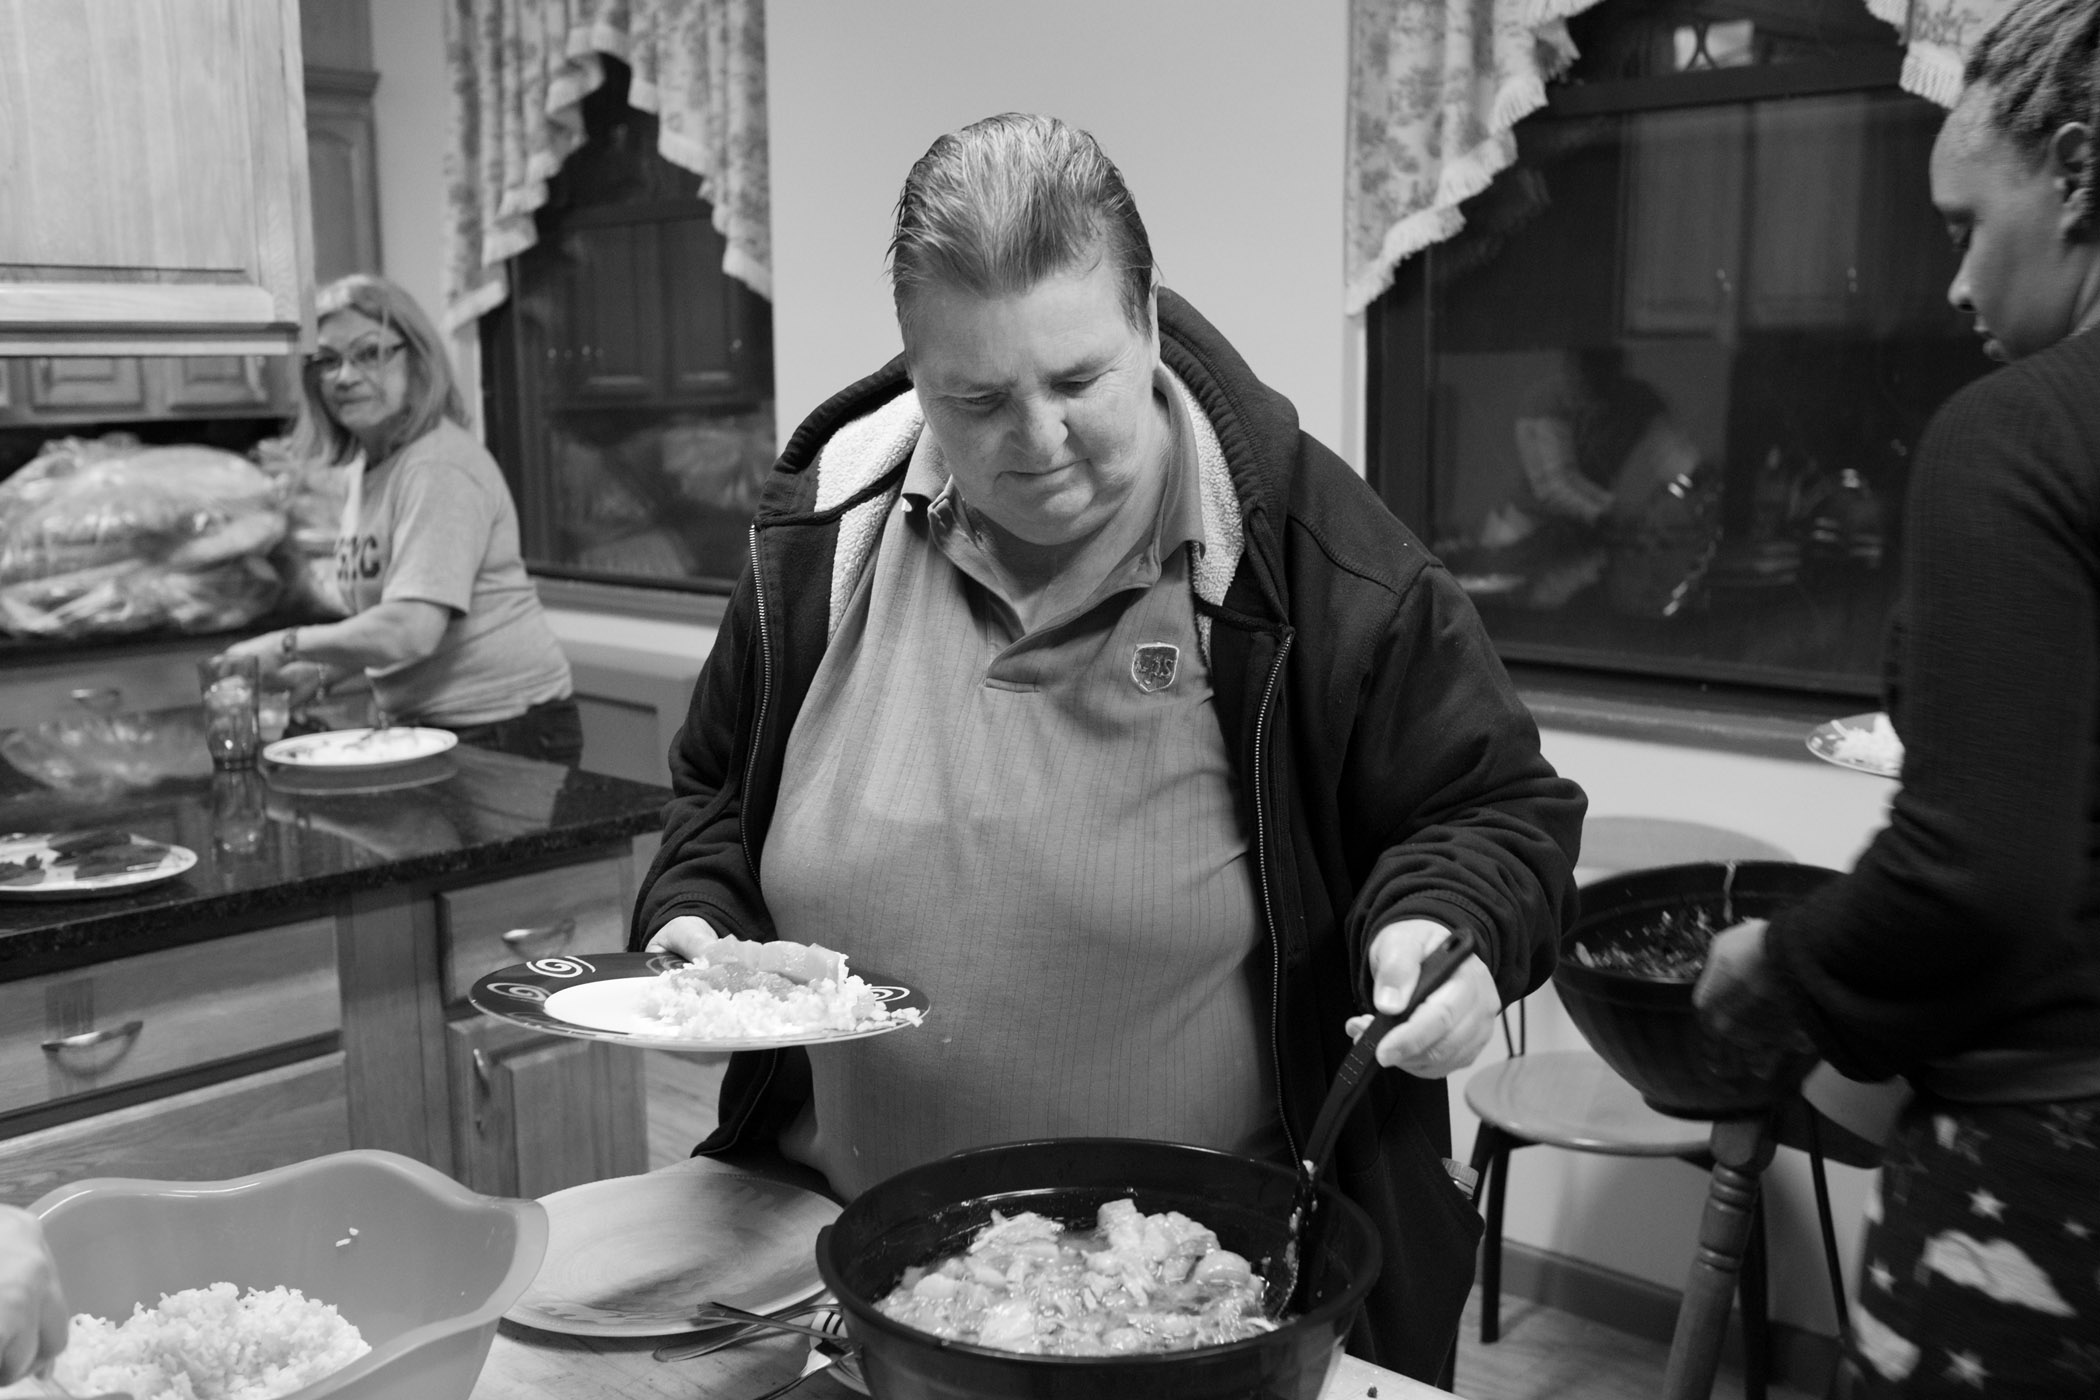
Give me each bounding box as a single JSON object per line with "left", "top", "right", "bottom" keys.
{"left": 632, "top": 288, "right": 1585, "bottom": 1378}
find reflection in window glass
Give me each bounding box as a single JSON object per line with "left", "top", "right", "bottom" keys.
{"left": 481, "top": 59, "right": 773, "bottom": 593}
{"left": 1376, "top": 2, "right": 1992, "bottom": 694}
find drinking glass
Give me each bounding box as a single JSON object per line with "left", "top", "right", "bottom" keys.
{"left": 197, "top": 655, "right": 261, "bottom": 768}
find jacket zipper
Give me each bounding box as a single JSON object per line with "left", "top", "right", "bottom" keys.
{"left": 1252, "top": 627, "right": 1300, "bottom": 1167}
{"left": 728, "top": 521, "right": 779, "bottom": 1150}
{"left": 740, "top": 522, "right": 775, "bottom": 887}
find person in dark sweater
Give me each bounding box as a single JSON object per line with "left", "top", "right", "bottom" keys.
{"left": 1695, "top": 3, "right": 2100, "bottom": 1393}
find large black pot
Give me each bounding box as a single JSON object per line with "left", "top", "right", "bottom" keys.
{"left": 1557, "top": 861, "right": 1840, "bottom": 1119}
{"left": 815, "top": 1138, "right": 1381, "bottom": 1400}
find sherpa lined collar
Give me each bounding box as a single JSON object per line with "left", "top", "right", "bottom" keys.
{"left": 805, "top": 366, "right": 1244, "bottom": 662}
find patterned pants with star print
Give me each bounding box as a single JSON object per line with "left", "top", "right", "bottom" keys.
{"left": 1840, "top": 1092, "right": 2100, "bottom": 1397}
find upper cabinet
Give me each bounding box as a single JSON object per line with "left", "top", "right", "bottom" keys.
{"left": 0, "top": 0, "right": 314, "bottom": 356}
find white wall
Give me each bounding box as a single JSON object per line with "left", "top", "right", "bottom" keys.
{"left": 367, "top": 0, "right": 481, "bottom": 419}
{"left": 766, "top": 0, "right": 1353, "bottom": 463}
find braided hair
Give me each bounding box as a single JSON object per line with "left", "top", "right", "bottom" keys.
{"left": 1963, "top": 0, "right": 2100, "bottom": 235}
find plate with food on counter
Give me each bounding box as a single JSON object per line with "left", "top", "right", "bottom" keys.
{"left": 262, "top": 725, "right": 459, "bottom": 774}
{"left": 469, "top": 935, "right": 929, "bottom": 1053}
{"left": 1806, "top": 711, "right": 1904, "bottom": 778}
{"left": 0, "top": 828, "right": 197, "bottom": 899}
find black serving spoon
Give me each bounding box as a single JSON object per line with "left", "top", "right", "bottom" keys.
{"left": 1266, "top": 925, "right": 1479, "bottom": 1319}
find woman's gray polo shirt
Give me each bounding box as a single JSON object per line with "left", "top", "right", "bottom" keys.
{"left": 765, "top": 371, "right": 1279, "bottom": 1200}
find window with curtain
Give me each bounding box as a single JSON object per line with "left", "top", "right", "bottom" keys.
{"left": 479, "top": 59, "right": 774, "bottom": 590}
{"left": 1366, "top": 0, "right": 1993, "bottom": 697}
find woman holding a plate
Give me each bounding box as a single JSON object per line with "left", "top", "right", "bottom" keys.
{"left": 634, "top": 114, "right": 1582, "bottom": 1384}
{"left": 215, "top": 276, "right": 579, "bottom": 766}
{"left": 1697, "top": 4, "right": 2100, "bottom": 1393}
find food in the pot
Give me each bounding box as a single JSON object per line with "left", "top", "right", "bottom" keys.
{"left": 51, "top": 1281, "right": 369, "bottom": 1400}
{"left": 637, "top": 933, "right": 921, "bottom": 1039}
{"left": 1572, "top": 905, "right": 1721, "bottom": 981}
{"left": 875, "top": 1198, "right": 1274, "bottom": 1355}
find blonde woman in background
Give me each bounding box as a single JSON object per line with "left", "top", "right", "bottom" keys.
{"left": 217, "top": 275, "right": 580, "bottom": 765}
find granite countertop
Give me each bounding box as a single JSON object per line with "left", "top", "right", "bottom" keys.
{"left": 0, "top": 706, "right": 670, "bottom": 976}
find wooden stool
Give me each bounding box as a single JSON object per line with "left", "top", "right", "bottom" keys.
{"left": 1464, "top": 1052, "right": 1775, "bottom": 1400}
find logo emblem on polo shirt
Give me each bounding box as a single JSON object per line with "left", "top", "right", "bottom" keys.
{"left": 1131, "top": 642, "right": 1180, "bottom": 693}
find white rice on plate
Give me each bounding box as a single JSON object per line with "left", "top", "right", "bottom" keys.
{"left": 636, "top": 962, "right": 919, "bottom": 1039}
{"left": 52, "top": 1282, "right": 368, "bottom": 1400}
{"left": 1829, "top": 712, "right": 1902, "bottom": 771}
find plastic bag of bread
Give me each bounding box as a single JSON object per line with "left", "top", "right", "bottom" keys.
{"left": 251, "top": 434, "right": 349, "bottom": 618}
{"left": 0, "top": 437, "right": 289, "bottom": 637}
{"left": 0, "top": 555, "right": 281, "bottom": 639}
{"left": 0, "top": 438, "right": 287, "bottom": 582}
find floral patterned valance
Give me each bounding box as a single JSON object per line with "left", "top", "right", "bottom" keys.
{"left": 1345, "top": 0, "right": 2019, "bottom": 316}
{"left": 441, "top": 0, "right": 769, "bottom": 332}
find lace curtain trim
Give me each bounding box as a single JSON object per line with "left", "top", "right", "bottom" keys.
{"left": 1345, "top": 0, "right": 2017, "bottom": 316}
{"left": 442, "top": 0, "right": 769, "bottom": 332}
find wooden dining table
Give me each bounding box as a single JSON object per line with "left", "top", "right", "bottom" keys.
{"left": 472, "top": 1324, "right": 1464, "bottom": 1399}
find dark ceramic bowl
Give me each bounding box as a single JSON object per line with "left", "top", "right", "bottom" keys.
{"left": 815, "top": 1138, "right": 1381, "bottom": 1400}
{"left": 1557, "top": 861, "right": 1840, "bottom": 1119}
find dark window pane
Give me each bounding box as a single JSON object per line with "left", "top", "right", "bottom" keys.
{"left": 1370, "top": 3, "right": 1991, "bottom": 696}
{"left": 481, "top": 59, "right": 773, "bottom": 592}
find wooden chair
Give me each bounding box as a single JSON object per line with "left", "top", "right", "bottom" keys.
{"left": 1463, "top": 818, "right": 1845, "bottom": 1400}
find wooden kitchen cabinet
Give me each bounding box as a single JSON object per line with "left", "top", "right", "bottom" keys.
{"left": 1621, "top": 88, "right": 1946, "bottom": 340}
{"left": 23, "top": 358, "right": 148, "bottom": 414}
{"left": 0, "top": 917, "right": 340, "bottom": 1118}
{"left": 0, "top": 834, "right": 658, "bottom": 1209}
{"left": 546, "top": 207, "right": 772, "bottom": 410}
{"left": 1622, "top": 105, "right": 1749, "bottom": 338}
{"left": 0, "top": 0, "right": 313, "bottom": 356}
{"left": 304, "top": 66, "right": 383, "bottom": 287}
{"left": 0, "top": 354, "right": 292, "bottom": 426}
{"left": 160, "top": 355, "right": 281, "bottom": 412}
{"left": 446, "top": 1013, "right": 647, "bottom": 1200}
{"left": 0, "top": 1055, "right": 350, "bottom": 1208}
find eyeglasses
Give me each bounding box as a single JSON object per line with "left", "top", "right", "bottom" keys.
{"left": 303, "top": 339, "right": 407, "bottom": 380}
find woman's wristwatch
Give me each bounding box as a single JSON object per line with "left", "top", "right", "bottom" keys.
{"left": 280, "top": 627, "right": 302, "bottom": 661}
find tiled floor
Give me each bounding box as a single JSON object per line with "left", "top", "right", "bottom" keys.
{"left": 644, "top": 1053, "right": 1821, "bottom": 1400}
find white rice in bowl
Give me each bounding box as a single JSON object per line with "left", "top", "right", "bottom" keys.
{"left": 52, "top": 1282, "right": 369, "bottom": 1400}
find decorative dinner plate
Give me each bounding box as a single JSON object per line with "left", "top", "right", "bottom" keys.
{"left": 262, "top": 726, "right": 459, "bottom": 772}
{"left": 0, "top": 831, "right": 196, "bottom": 900}
{"left": 468, "top": 951, "right": 930, "bottom": 1053}
{"left": 1806, "top": 712, "right": 1903, "bottom": 778}
{"left": 506, "top": 1157, "right": 840, "bottom": 1337}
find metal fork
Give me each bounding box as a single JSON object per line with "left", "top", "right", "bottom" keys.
{"left": 651, "top": 1297, "right": 839, "bottom": 1363}
{"left": 740, "top": 1320, "right": 858, "bottom": 1400}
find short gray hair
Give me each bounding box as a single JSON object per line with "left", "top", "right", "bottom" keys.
{"left": 888, "top": 113, "right": 1157, "bottom": 338}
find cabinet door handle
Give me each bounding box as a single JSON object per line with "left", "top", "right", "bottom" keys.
{"left": 501, "top": 916, "right": 578, "bottom": 948}
{"left": 472, "top": 1046, "right": 494, "bottom": 1089}
{"left": 42, "top": 1019, "right": 145, "bottom": 1052}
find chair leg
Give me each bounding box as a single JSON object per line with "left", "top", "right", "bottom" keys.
{"left": 1740, "top": 1195, "right": 1770, "bottom": 1400}
{"left": 1807, "top": 1119, "right": 1854, "bottom": 1351}
{"left": 1479, "top": 1126, "right": 1513, "bottom": 1345}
